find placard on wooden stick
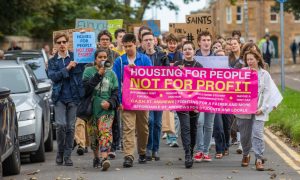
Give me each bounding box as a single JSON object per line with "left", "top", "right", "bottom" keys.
{"left": 53, "top": 28, "right": 93, "bottom": 51}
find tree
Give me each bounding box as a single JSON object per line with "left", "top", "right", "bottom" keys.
{"left": 275, "top": 0, "right": 300, "bottom": 16}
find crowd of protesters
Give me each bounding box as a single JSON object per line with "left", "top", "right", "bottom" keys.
{"left": 44, "top": 26, "right": 279, "bottom": 172}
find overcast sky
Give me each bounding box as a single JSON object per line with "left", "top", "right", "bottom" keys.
{"left": 141, "top": 0, "right": 208, "bottom": 31}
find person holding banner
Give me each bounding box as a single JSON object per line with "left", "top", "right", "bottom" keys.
{"left": 236, "top": 49, "right": 277, "bottom": 171}
{"left": 48, "top": 33, "right": 85, "bottom": 166}
{"left": 194, "top": 31, "right": 215, "bottom": 163}
{"left": 165, "top": 33, "right": 183, "bottom": 148}
{"left": 112, "top": 33, "right": 153, "bottom": 168}
{"left": 82, "top": 48, "right": 119, "bottom": 171}
{"left": 174, "top": 41, "right": 203, "bottom": 168}
{"left": 137, "top": 26, "right": 162, "bottom": 53}
{"left": 141, "top": 32, "right": 169, "bottom": 161}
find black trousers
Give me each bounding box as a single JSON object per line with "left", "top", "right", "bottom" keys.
{"left": 177, "top": 111, "right": 199, "bottom": 156}
{"left": 111, "top": 110, "right": 120, "bottom": 151}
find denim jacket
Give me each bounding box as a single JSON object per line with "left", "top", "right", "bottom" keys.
{"left": 47, "top": 51, "right": 85, "bottom": 104}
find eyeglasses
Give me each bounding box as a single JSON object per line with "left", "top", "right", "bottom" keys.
{"left": 56, "top": 41, "right": 67, "bottom": 44}
{"left": 100, "top": 38, "right": 110, "bottom": 41}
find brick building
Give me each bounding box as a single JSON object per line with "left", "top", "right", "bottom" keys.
{"left": 194, "top": 0, "right": 300, "bottom": 60}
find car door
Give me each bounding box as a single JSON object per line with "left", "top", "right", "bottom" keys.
{"left": 25, "top": 65, "right": 51, "bottom": 142}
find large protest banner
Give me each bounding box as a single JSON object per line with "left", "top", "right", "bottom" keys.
{"left": 73, "top": 32, "right": 96, "bottom": 63}
{"left": 53, "top": 28, "right": 93, "bottom": 51}
{"left": 75, "top": 19, "right": 123, "bottom": 41}
{"left": 122, "top": 66, "right": 258, "bottom": 114}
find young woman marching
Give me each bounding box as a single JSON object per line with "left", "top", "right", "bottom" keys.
{"left": 236, "top": 49, "right": 275, "bottom": 171}
{"left": 83, "top": 49, "right": 119, "bottom": 171}
{"left": 174, "top": 41, "right": 203, "bottom": 168}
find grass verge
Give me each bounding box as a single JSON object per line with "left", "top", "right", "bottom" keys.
{"left": 266, "top": 87, "right": 300, "bottom": 144}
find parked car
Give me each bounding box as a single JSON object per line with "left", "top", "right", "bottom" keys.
{"left": 0, "top": 60, "right": 52, "bottom": 163}
{"left": 4, "top": 50, "right": 56, "bottom": 140}
{"left": 0, "top": 87, "right": 21, "bottom": 176}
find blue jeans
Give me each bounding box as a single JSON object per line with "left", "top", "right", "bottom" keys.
{"left": 195, "top": 112, "right": 215, "bottom": 154}
{"left": 213, "top": 114, "right": 231, "bottom": 154}
{"left": 147, "top": 111, "right": 163, "bottom": 152}
{"left": 166, "top": 112, "right": 180, "bottom": 144}
{"left": 55, "top": 101, "right": 77, "bottom": 158}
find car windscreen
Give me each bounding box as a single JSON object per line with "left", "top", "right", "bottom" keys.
{"left": 0, "top": 68, "right": 30, "bottom": 94}
{"left": 25, "top": 58, "right": 48, "bottom": 81}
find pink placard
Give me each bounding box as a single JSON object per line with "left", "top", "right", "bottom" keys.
{"left": 122, "top": 66, "right": 258, "bottom": 114}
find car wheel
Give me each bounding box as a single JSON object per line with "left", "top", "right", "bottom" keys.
{"left": 30, "top": 129, "right": 45, "bottom": 163}
{"left": 45, "top": 122, "right": 53, "bottom": 152}
{"left": 3, "top": 124, "right": 21, "bottom": 176}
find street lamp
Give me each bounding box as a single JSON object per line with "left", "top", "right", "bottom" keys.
{"left": 244, "top": 0, "right": 248, "bottom": 41}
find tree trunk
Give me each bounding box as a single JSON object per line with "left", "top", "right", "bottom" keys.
{"left": 136, "top": 0, "right": 149, "bottom": 21}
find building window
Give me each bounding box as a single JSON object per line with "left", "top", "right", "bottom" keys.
{"left": 226, "top": 7, "right": 232, "bottom": 24}
{"left": 236, "top": 6, "right": 243, "bottom": 24}
{"left": 270, "top": 6, "right": 278, "bottom": 23}
{"left": 294, "top": 13, "right": 300, "bottom": 23}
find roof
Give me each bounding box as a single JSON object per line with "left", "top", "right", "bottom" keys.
{"left": 0, "top": 60, "right": 25, "bottom": 68}
{"left": 4, "top": 50, "right": 43, "bottom": 60}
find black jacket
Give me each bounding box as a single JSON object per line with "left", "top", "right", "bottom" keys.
{"left": 146, "top": 51, "right": 170, "bottom": 66}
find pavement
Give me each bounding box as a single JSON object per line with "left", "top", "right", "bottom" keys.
{"left": 4, "top": 131, "right": 300, "bottom": 180}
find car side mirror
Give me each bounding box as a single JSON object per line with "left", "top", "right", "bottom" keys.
{"left": 0, "top": 87, "right": 11, "bottom": 99}
{"left": 35, "top": 82, "right": 51, "bottom": 94}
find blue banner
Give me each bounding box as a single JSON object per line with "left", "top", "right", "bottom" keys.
{"left": 73, "top": 32, "right": 96, "bottom": 63}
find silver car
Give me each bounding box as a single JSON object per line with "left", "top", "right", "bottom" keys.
{"left": 0, "top": 60, "right": 52, "bottom": 163}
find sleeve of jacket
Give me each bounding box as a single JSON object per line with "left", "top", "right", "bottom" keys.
{"left": 260, "top": 71, "right": 272, "bottom": 115}
{"left": 143, "top": 55, "right": 153, "bottom": 66}
{"left": 107, "top": 71, "right": 120, "bottom": 110}
{"left": 83, "top": 71, "right": 103, "bottom": 97}
{"left": 47, "top": 59, "right": 70, "bottom": 83}
{"left": 112, "top": 57, "right": 122, "bottom": 103}
{"left": 160, "top": 52, "right": 170, "bottom": 66}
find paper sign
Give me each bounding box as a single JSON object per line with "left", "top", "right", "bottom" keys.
{"left": 107, "top": 19, "right": 123, "bottom": 40}
{"left": 195, "top": 56, "right": 229, "bottom": 68}
{"left": 73, "top": 32, "right": 96, "bottom": 63}
{"left": 53, "top": 28, "right": 93, "bottom": 51}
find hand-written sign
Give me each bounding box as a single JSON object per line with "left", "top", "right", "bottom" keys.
{"left": 122, "top": 66, "right": 258, "bottom": 114}
{"left": 169, "top": 23, "right": 211, "bottom": 48}
{"left": 73, "top": 32, "right": 96, "bottom": 63}
{"left": 186, "top": 14, "right": 213, "bottom": 25}
{"left": 53, "top": 28, "right": 93, "bottom": 51}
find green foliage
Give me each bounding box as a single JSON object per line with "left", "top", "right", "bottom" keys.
{"left": 267, "top": 88, "right": 300, "bottom": 144}
{"left": 275, "top": 0, "right": 300, "bottom": 17}
{"left": 0, "top": 0, "right": 199, "bottom": 40}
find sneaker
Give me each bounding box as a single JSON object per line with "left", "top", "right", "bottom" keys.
{"left": 77, "top": 146, "right": 84, "bottom": 156}
{"left": 101, "top": 159, "right": 111, "bottom": 171}
{"left": 64, "top": 157, "right": 73, "bottom": 166}
{"left": 236, "top": 144, "right": 243, "bottom": 154}
{"left": 185, "top": 155, "right": 193, "bottom": 168}
{"left": 93, "top": 157, "right": 101, "bottom": 168}
{"left": 146, "top": 150, "right": 152, "bottom": 161}
{"left": 138, "top": 154, "right": 147, "bottom": 164}
{"left": 162, "top": 133, "right": 167, "bottom": 139}
{"left": 194, "top": 152, "right": 203, "bottom": 163}
{"left": 153, "top": 151, "right": 160, "bottom": 161}
{"left": 56, "top": 153, "right": 63, "bottom": 165}
{"left": 123, "top": 155, "right": 134, "bottom": 168}
{"left": 202, "top": 154, "right": 212, "bottom": 162}
{"left": 169, "top": 142, "right": 179, "bottom": 147}
{"left": 108, "top": 151, "right": 116, "bottom": 159}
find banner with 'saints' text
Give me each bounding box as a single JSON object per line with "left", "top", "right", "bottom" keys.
{"left": 122, "top": 66, "right": 258, "bottom": 114}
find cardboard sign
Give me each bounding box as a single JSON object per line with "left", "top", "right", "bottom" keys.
{"left": 75, "top": 19, "right": 123, "bottom": 41}
{"left": 53, "top": 28, "right": 93, "bottom": 51}
{"left": 169, "top": 23, "right": 211, "bottom": 48}
{"left": 142, "top": 20, "right": 161, "bottom": 36}
{"left": 73, "top": 32, "right": 96, "bottom": 63}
